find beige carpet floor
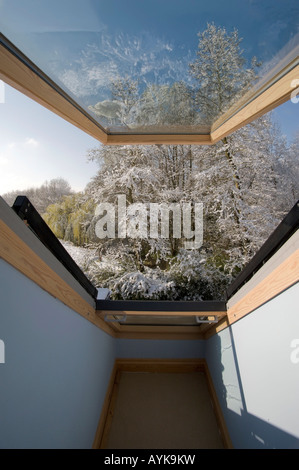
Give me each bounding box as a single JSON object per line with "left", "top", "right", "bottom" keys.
{"left": 105, "top": 371, "right": 224, "bottom": 449}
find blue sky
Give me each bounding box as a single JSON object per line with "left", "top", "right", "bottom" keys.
{"left": 0, "top": 0, "right": 298, "bottom": 194}
{"left": 0, "top": 83, "right": 99, "bottom": 194}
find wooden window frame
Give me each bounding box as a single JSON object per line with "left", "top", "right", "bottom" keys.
{"left": 1, "top": 33, "right": 298, "bottom": 146}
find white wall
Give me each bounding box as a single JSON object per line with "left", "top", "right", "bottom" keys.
{"left": 205, "top": 282, "right": 299, "bottom": 449}
{"left": 0, "top": 259, "right": 116, "bottom": 449}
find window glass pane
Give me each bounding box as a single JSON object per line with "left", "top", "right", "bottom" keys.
{"left": 0, "top": 2, "right": 298, "bottom": 303}
{"left": 1, "top": 0, "right": 298, "bottom": 133}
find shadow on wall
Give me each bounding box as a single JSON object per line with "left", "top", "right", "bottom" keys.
{"left": 212, "top": 327, "right": 299, "bottom": 449}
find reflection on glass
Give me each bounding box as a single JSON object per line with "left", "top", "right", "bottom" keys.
{"left": 0, "top": 0, "right": 298, "bottom": 133}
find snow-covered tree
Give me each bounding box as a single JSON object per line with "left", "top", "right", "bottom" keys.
{"left": 190, "top": 114, "right": 295, "bottom": 280}
{"left": 89, "top": 79, "right": 196, "bottom": 130}
{"left": 189, "top": 22, "right": 260, "bottom": 122}
{"left": 136, "top": 82, "right": 196, "bottom": 129}
{"left": 282, "top": 131, "right": 299, "bottom": 206}
{"left": 1, "top": 177, "right": 73, "bottom": 214}
{"left": 85, "top": 144, "right": 194, "bottom": 271}
{"left": 187, "top": 23, "right": 295, "bottom": 271}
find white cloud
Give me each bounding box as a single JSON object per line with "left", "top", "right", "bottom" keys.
{"left": 24, "top": 137, "right": 39, "bottom": 148}
{"left": 2, "top": 138, "right": 40, "bottom": 153}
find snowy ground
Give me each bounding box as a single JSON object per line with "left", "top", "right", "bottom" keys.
{"left": 60, "top": 240, "right": 97, "bottom": 270}
{"left": 60, "top": 239, "right": 123, "bottom": 288}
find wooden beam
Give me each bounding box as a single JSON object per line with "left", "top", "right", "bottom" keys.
{"left": 211, "top": 64, "right": 299, "bottom": 143}
{"left": 204, "top": 317, "right": 230, "bottom": 340}
{"left": 92, "top": 362, "right": 120, "bottom": 449}
{"left": 204, "top": 249, "right": 299, "bottom": 338}
{"left": 205, "top": 225, "right": 299, "bottom": 338}
{"left": 0, "top": 39, "right": 108, "bottom": 144}
{"left": 203, "top": 360, "right": 233, "bottom": 448}
{"left": 97, "top": 311, "right": 227, "bottom": 339}
{"left": 106, "top": 133, "right": 212, "bottom": 145}
{"left": 226, "top": 250, "right": 299, "bottom": 326}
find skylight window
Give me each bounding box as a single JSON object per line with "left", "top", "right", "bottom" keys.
{"left": 0, "top": 1, "right": 298, "bottom": 305}
{"left": 0, "top": 0, "right": 298, "bottom": 142}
